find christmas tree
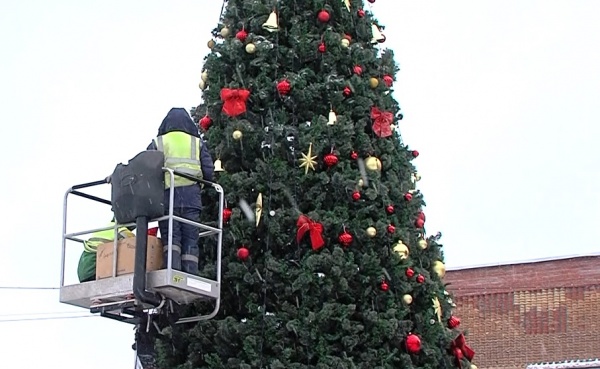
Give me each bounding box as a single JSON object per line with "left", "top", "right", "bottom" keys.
{"left": 156, "top": 0, "right": 476, "bottom": 367}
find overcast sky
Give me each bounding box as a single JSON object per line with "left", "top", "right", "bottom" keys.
{"left": 1, "top": 1, "right": 599, "bottom": 368}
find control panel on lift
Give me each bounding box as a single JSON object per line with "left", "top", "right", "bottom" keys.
{"left": 58, "top": 150, "right": 224, "bottom": 325}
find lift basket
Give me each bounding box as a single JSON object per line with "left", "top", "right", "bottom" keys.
{"left": 111, "top": 150, "right": 165, "bottom": 224}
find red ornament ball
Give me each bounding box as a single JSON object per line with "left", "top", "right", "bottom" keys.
{"left": 353, "top": 65, "right": 363, "bottom": 75}
{"left": 448, "top": 315, "right": 461, "bottom": 329}
{"left": 199, "top": 115, "right": 212, "bottom": 131}
{"left": 317, "top": 10, "right": 330, "bottom": 23}
{"left": 383, "top": 74, "right": 393, "bottom": 87}
{"left": 276, "top": 79, "right": 291, "bottom": 95}
{"left": 350, "top": 151, "right": 359, "bottom": 160}
{"left": 405, "top": 268, "right": 415, "bottom": 278}
{"left": 343, "top": 86, "right": 352, "bottom": 97}
{"left": 405, "top": 333, "right": 421, "bottom": 354}
{"left": 415, "top": 218, "right": 425, "bottom": 228}
{"left": 338, "top": 231, "right": 353, "bottom": 247}
{"left": 387, "top": 224, "right": 395, "bottom": 234}
{"left": 236, "top": 29, "right": 248, "bottom": 42}
{"left": 380, "top": 281, "right": 389, "bottom": 291}
{"left": 385, "top": 204, "right": 395, "bottom": 214}
{"left": 237, "top": 247, "right": 249, "bottom": 261}
{"left": 318, "top": 42, "right": 326, "bottom": 53}
{"left": 323, "top": 153, "right": 339, "bottom": 167}
{"left": 417, "top": 211, "right": 426, "bottom": 221}
{"left": 411, "top": 150, "right": 419, "bottom": 158}
{"left": 223, "top": 208, "right": 232, "bottom": 223}
{"left": 357, "top": 9, "right": 365, "bottom": 17}
{"left": 343, "top": 33, "right": 352, "bottom": 41}
{"left": 416, "top": 274, "right": 425, "bottom": 283}
{"left": 404, "top": 193, "right": 413, "bottom": 201}
{"left": 352, "top": 191, "right": 361, "bottom": 201}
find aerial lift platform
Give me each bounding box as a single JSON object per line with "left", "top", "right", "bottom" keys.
{"left": 58, "top": 150, "right": 225, "bottom": 367}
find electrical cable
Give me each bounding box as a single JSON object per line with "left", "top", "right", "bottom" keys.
{"left": 0, "top": 315, "right": 98, "bottom": 323}
{"left": 0, "top": 286, "right": 59, "bottom": 290}
{"left": 0, "top": 311, "right": 85, "bottom": 317}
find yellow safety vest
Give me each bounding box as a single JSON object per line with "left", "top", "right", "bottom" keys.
{"left": 83, "top": 222, "right": 134, "bottom": 253}
{"left": 153, "top": 131, "right": 203, "bottom": 188}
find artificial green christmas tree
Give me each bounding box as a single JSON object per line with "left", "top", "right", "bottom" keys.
{"left": 156, "top": 0, "right": 476, "bottom": 367}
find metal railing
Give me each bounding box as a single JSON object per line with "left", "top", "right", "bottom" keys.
{"left": 60, "top": 168, "right": 224, "bottom": 321}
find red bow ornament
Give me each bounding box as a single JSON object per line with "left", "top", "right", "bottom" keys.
{"left": 450, "top": 333, "right": 475, "bottom": 369}
{"left": 296, "top": 214, "right": 325, "bottom": 251}
{"left": 220, "top": 88, "right": 250, "bottom": 117}
{"left": 370, "top": 106, "right": 393, "bottom": 138}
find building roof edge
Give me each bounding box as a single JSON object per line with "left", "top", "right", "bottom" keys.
{"left": 447, "top": 252, "right": 600, "bottom": 271}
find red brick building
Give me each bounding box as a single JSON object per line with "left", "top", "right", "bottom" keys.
{"left": 444, "top": 254, "right": 600, "bottom": 369}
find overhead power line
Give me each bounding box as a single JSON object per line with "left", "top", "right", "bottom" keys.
{"left": 0, "top": 286, "right": 59, "bottom": 290}
{"left": 0, "top": 311, "right": 85, "bottom": 318}
{"left": 0, "top": 315, "right": 98, "bottom": 323}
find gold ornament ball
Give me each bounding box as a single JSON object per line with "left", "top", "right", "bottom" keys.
{"left": 418, "top": 239, "right": 428, "bottom": 249}
{"left": 341, "top": 38, "right": 350, "bottom": 48}
{"left": 365, "top": 156, "right": 382, "bottom": 171}
{"left": 201, "top": 71, "right": 208, "bottom": 82}
{"left": 358, "top": 178, "right": 364, "bottom": 187}
{"left": 393, "top": 241, "right": 409, "bottom": 260}
{"left": 402, "top": 294, "right": 413, "bottom": 305}
{"left": 245, "top": 43, "right": 256, "bottom": 54}
{"left": 369, "top": 77, "right": 379, "bottom": 89}
{"left": 366, "top": 226, "right": 377, "bottom": 237}
{"left": 198, "top": 80, "right": 206, "bottom": 90}
{"left": 207, "top": 39, "right": 216, "bottom": 49}
{"left": 220, "top": 27, "right": 230, "bottom": 37}
{"left": 471, "top": 365, "right": 478, "bottom": 369}
{"left": 433, "top": 260, "right": 446, "bottom": 278}
{"left": 232, "top": 130, "right": 243, "bottom": 140}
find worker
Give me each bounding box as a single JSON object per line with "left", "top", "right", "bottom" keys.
{"left": 77, "top": 219, "right": 135, "bottom": 283}
{"left": 147, "top": 107, "right": 214, "bottom": 275}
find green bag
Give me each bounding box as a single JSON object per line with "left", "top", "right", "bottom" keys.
{"left": 77, "top": 251, "right": 97, "bottom": 283}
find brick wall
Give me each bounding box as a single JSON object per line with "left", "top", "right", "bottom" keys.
{"left": 444, "top": 256, "right": 600, "bottom": 369}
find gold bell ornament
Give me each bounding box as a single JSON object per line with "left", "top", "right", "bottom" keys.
{"left": 364, "top": 156, "right": 382, "bottom": 171}
{"left": 392, "top": 240, "right": 409, "bottom": 260}
{"left": 262, "top": 11, "right": 279, "bottom": 32}
{"left": 327, "top": 110, "right": 337, "bottom": 125}
{"left": 214, "top": 159, "right": 225, "bottom": 172}
{"left": 370, "top": 24, "right": 386, "bottom": 44}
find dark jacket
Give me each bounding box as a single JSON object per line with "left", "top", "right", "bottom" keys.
{"left": 147, "top": 108, "right": 215, "bottom": 210}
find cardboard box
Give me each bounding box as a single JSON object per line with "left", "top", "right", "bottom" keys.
{"left": 96, "top": 236, "right": 164, "bottom": 280}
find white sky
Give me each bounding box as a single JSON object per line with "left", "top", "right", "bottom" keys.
{"left": 1, "top": 0, "right": 599, "bottom": 368}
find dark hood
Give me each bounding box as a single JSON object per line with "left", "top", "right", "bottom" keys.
{"left": 157, "top": 108, "right": 200, "bottom": 138}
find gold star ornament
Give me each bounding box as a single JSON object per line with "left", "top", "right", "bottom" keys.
{"left": 432, "top": 297, "right": 442, "bottom": 323}
{"left": 255, "top": 193, "right": 263, "bottom": 227}
{"left": 299, "top": 143, "right": 318, "bottom": 174}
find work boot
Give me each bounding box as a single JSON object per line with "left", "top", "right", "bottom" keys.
{"left": 163, "top": 245, "right": 182, "bottom": 271}
{"left": 182, "top": 259, "right": 199, "bottom": 275}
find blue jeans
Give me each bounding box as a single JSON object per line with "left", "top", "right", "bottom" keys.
{"left": 159, "top": 207, "right": 200, "bottom": 275}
